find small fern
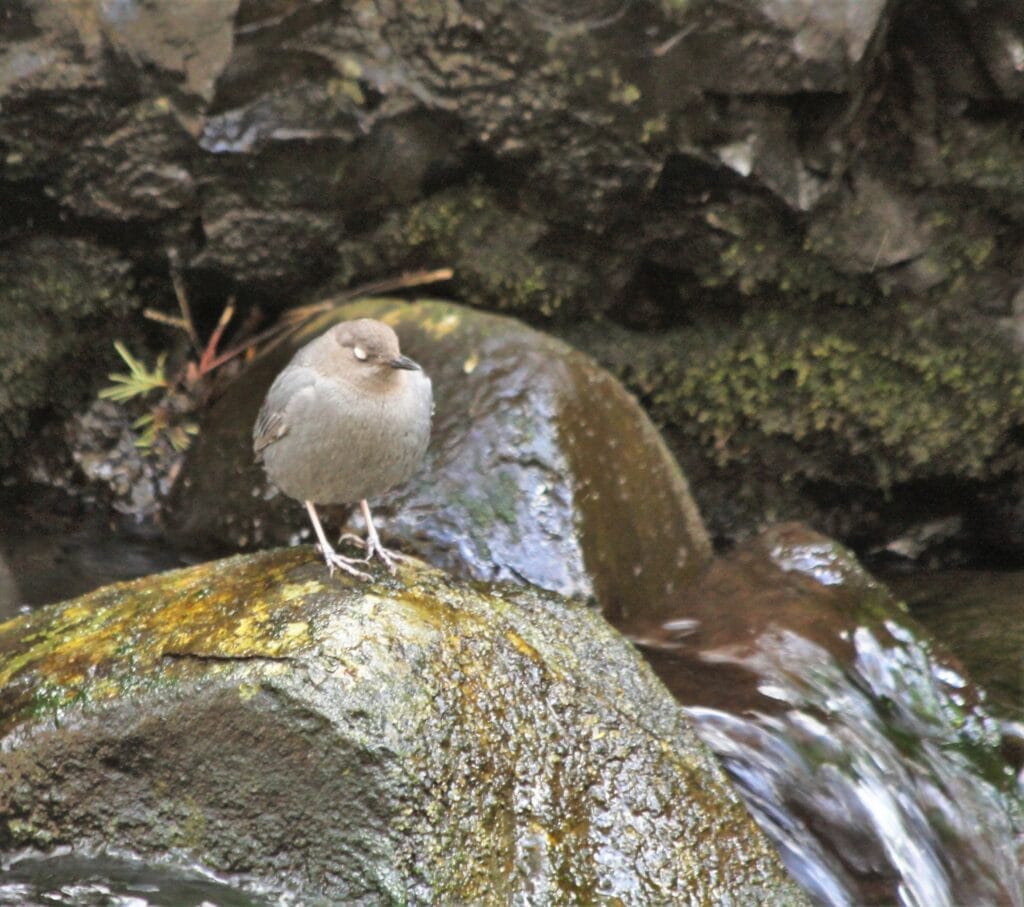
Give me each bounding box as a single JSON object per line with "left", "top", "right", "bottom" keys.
{"left": 132, "top": 411, "right": 198, "bottom": 451}
{"left": 98, "top": 341, "right": 168, "bottom": 402}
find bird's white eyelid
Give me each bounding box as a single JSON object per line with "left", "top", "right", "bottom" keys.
{"left": 353, "top": 346, "right": 368, "bottom": 361}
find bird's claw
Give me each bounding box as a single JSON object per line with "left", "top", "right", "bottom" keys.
{"left": 340, "top": 530, "right": 408, "bottom": 574}
{"left": 363, "top": 537, "right": 410, "bottom": 574}
{"left": 338, "top": 531, "right": 368, "bottom": 552}
{"left": 319, "top": 545, "right": 372, "bottom": 580}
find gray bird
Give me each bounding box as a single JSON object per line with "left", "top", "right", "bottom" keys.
{"left": 253, "top": 318, "right": 432, "bottom": 578}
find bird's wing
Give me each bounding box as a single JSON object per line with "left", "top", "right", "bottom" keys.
{"left": 252, "top": 365, "right": 317, "bottom": 459}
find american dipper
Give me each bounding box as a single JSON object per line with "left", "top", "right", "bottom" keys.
{"left": 253, "top": 318, "right": 432, "bottom": 578}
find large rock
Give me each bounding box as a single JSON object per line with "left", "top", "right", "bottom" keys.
{"left": 169, "top": 299, "right": 712, "bottom": 623}
{"left": 0, "top": 548, "right": 806, "bottom": 905}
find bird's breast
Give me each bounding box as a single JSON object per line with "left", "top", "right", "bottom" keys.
{"left": 261, "top": 370, "right": 432, "bottom": 505}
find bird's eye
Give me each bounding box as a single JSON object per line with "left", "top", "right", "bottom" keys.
{"left": 353, "top": 346, "right": 368, "bottom": 361}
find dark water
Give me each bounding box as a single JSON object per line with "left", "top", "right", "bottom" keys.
{"left": 0, "top": 486, "right": 198, "bottom": 619}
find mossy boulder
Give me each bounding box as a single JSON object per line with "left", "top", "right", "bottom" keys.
{"left": 333, "top": 183, "right": 603, "bottom": 319}
{"left": 0, "top": 549, "right": 806, "bottom": 904}
{"left": 169, "top": 298, "right": 711, "bottom": 624}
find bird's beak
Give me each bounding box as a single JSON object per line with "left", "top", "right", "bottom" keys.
{"left": 389, "top": 354, "right": 421, "bottom": 371}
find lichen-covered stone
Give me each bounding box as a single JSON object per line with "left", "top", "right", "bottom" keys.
{"left": 0, "top": 549, "right": 807, "bottom": 905}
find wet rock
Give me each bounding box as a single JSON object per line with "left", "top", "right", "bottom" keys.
{"left": 54, "top": 97, "right": 198, "bottom": 224}
{"left": 0, "top": 0, "right": 234, "bottom": 224}
{"left": 168, "top": 299, "right": 712, "bottom": 622}
{"left": 0, "top": 0, "right": 894, "bottom": 300}
{"left": 5, "top": 0, "right": 1024, "bottom": 572}
{"left": 0, "top": 0, "right": 236, "bottom": 102}
{"left": 630, "top": 523, "right": 1023, "bottom": 906}
{"left": 650, "top": 0, "right": 889, "bottom": 95}
{"left": 334, "top": 183, "right": 604, "bottom": 320}
{"left": 886, "top": 568, "right": 1024, "bottom": 721}
{"left": 0, "top": 553, "right": 17, "bottom": 621}
{"left": 806, "top": 169, "right": 934, "bottom": 275}
{"left": 0, "top": 549, "right": 806, "bottom": 905}
{"left": 191, "top": 186, "right": 343, "bottom": 285}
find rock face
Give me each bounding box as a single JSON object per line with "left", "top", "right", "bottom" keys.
{"left": 169, "top": 299, "right": 712, "bottom": 623}
{"left": 0, "top": 549, "right": 806, "bottom": 905}
{"left": 0, "top": 237, "right": 139, "bottom": 466}
{"left": 4, "top": 0, "right": 1024, "bottom": 551}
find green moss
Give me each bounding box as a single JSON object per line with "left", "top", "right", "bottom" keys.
{"left": 583, "top": 308, "right": 1024, "bottom": 490}
{"left": 0, "top": 548, "right": 315, "bottom": 734}
{"left": 491, "top": 470, "right": 521, "bottom": 528}
{"left": 698, "top": 204, "right": 878, "bottom": 307}
{"left": 640, "top": 114, "right": 669, "bottom": 143}
{"left": 337, "top": 184, "right": 589, "bottom": 318}
{"left": 938, "top": 119, "right": 1024, "bottom": 193}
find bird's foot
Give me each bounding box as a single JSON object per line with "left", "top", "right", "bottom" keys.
{"left": 351, "top": 500, "right": 412, "bottom": 575}
{"left": 318, "top": 543, "right": 371, "bottom": 580}
{"left": 362, "top": 535, "right": 411, "bottom": 574}
{"left": 339, "top": 527, "right": 409, "bottom": 574}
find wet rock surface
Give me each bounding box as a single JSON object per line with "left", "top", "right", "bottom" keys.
{"left": 886, "top": 568, "right": 1024, "bottom": 721}
{"left": 168, "top": 299, "right": 711, "bottom": 622}
{"left": 0, "top": 548, "right": 805, "bottom": 905}
{"left": 629, "top": 523, "right": 1024, "bottom": 906}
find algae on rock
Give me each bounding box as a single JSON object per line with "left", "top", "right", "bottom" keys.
{"left": 0, "top": 549, "right": 807, "bottom": 905}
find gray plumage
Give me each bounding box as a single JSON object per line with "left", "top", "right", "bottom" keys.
{"left": 254, "top": 318, "right": 432, "bottom": 577}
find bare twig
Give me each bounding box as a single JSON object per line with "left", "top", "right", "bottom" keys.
{"left": 196, "top": 298, "right": 236, "bottom": 376}
{"left": 167, "top": 247, "right": 201, "bottom": 352}
{"left": 870, "top": 228, "right": 890, "bottom": 273}
{"left": 217, "top": 267, "right": 456, "bottom": 363}
{"left": 143, "top": 308, "right": 191, "bottom": 330}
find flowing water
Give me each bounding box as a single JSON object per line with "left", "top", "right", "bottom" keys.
{"left": 0, "top": 850, "right": 302, "bottom": 907}
{"left": 634, "top": 532, "right": 1024, "bottom": 906}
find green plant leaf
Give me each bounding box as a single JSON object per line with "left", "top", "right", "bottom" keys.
{"left": 98, "top": 342, "right": 169, "bottom": 402}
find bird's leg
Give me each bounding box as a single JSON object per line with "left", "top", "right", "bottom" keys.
{"left": 305, "top": 501, "right": 371, "bottom": 579}
{"left": 359, "top": 499, "right": 410, "bottom": 574}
